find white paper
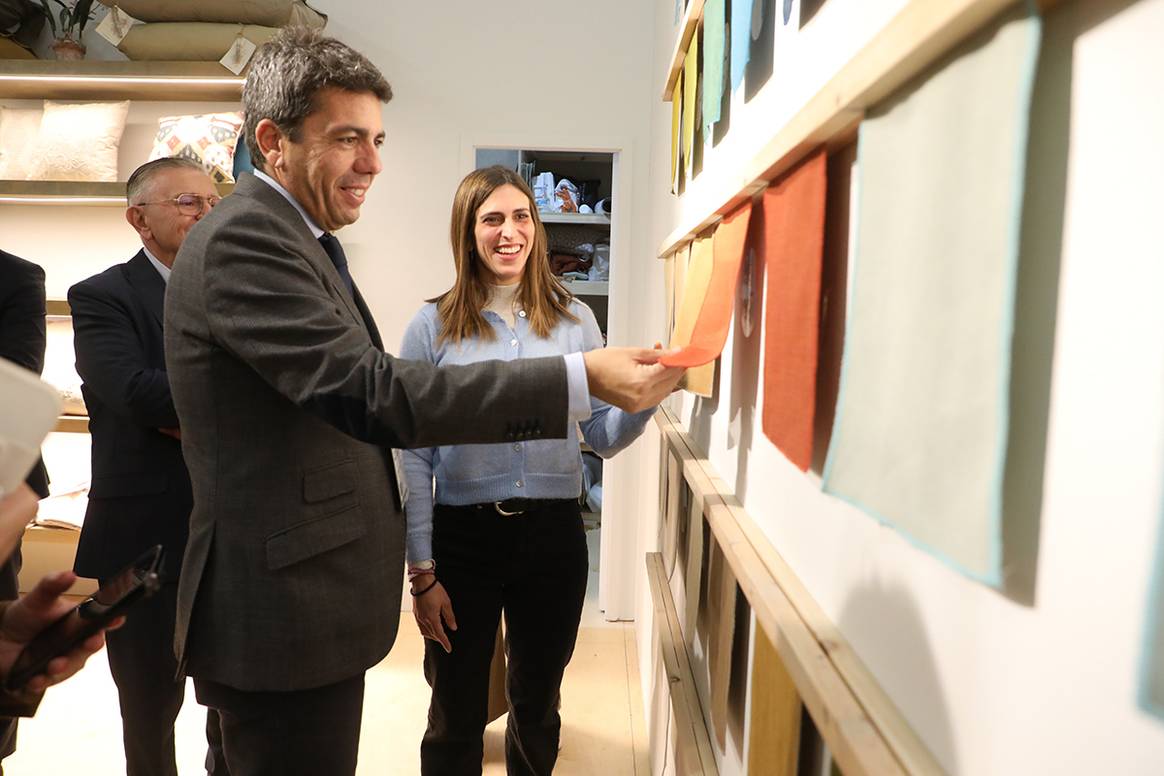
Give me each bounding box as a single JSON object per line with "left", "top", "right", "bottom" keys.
{"left": 95, "top": 6, "right": 142, "bottom": 47}
{"left": 220, "top": 36, "right": 258, "bottom": 75}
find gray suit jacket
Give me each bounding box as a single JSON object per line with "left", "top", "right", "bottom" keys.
{"left": 165, "top": 174, "right": 567, "bottom": 691}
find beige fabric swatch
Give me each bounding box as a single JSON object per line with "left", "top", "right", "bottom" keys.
{"left": 822, "top": 5, "right": 1041, "bottom": 584}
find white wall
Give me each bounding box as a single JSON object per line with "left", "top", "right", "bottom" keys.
{"left": 631, "top": 0, "right": 1164, "bottom": 774}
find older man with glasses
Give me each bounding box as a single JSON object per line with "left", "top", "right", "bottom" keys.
{"left": 67, "top": 157, "right": 228, "bottom": 776}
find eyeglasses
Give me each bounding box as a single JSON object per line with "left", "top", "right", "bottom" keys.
{"left": 135, "top": 193, "right": 222, "bottom": 215}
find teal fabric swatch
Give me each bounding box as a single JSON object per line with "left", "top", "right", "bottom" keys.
{"left": 703, "top": 0, "right": 726, "bottom": 131}
{"left": 730, "top": 0, "right": 753, "bottom": 91}
{"left": 1140, "top": 473, "right": 1164, "bottom": 718}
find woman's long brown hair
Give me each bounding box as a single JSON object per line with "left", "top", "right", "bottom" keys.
{"left": 433, "top": 165, "right": 577, "bottom": 345}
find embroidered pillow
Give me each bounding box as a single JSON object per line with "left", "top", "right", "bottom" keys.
{"left": 0, "top": 107, "right": 42, "bottom": 180}
{"left": 148, "top": 112, "right": 245, "bottom": 184}
{"left": 24, "top": 101, "right": 130, "bottom": 182}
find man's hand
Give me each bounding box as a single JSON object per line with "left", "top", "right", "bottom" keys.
{"left": 412, "top": 580, "right": 457, "bottom": 654}
{"left": 0, "top": 571, "right": 119, "bottom": 693}
{"left": 583, "top": 347, "right": 685, "bottom": 413}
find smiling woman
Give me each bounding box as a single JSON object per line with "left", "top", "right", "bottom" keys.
{"left": 396, "top": 164, "right": 658, "bottom": 775}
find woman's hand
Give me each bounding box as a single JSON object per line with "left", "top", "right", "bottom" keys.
{"left": 412, "top": 580, "right": 457, "bottom": 654}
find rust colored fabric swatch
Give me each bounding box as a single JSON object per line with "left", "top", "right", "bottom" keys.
{"left": 661, "top": 200, "right": 752, "bottom": 368}
{"left": 761, "top": 150, "right": 827, "bottom": 471}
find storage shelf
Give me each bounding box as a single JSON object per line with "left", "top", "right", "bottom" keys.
{"left": 0, "top": 180, "right": 235, "bottom": 206}
{"left": 0, "top": 60, "right": 244, "bottom": 101}
{"left": 559, "top": 279, "right": 608, "bottom": 296}
{"left": 539, "top": 212, "right": 610, "bottom": 226}
{"left": 54, "top": 416, "right": 89, "bottom": 434}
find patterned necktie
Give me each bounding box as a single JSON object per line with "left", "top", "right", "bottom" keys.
{"left": 318, "top": 232, "right": 355, "bottom": 298}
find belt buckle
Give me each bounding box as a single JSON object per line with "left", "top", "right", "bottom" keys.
{"left": 494, "top": 500, "right": 524, "bottom": 516}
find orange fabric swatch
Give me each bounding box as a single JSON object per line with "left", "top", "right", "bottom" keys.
{"left": 670, "top": 236, "right": 716, "bottom": 396}
{"left": 761, "top": 150, "right": 827, "bottom": 471}
{"left": 661, "top": 200, "right": 752, "bottom": 368}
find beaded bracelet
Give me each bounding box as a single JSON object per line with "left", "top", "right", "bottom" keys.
{"left": 410, "top": 577, "right": 439, "bottom": 597}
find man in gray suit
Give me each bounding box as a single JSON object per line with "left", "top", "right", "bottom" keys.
{"left": 164, "top": 28, "right": 680, "bottom": 775}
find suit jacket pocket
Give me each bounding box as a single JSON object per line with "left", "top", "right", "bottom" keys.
{"left": 265, "top": 505, "right": 367, "bottom": 570}
{"left": 89, "top": 473, "right": 168, "bottom": 499}
{"left": 302, "top": 459, "right": 358, "bottom": 503}
{"left": 267, "top": 460, "right": 364, "bottom": 570}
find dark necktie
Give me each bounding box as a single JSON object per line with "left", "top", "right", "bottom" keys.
{"left": 318, "top": 232, "right": 355, "bottom": 298}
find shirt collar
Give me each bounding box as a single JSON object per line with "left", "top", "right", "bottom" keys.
{"left": 253, "top": 169, "right": 325, "bottom": 239}
{"left": 141, "top": 246, "right": 171, "bottom": 285}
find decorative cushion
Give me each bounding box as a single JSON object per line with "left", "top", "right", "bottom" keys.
{"left": 43, "top": 317, "right": 86, "bottom": 416}
{"left": 24, "top": 101, "right": 129, "bottom": 182}
{"left": 97, "top": 0, "right": 325, "bottom": 27}
{"left": 118, "top": 22, "right": 280, "bottom": 61}
{"left": 148, "top": 112, "right": 245, "bottom": 183}
{"left": 0, "top": 106, "right": 42, "bottom": 180}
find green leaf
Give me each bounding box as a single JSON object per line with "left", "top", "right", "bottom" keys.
{"left": 74, "top": 0, "right": 95, "bottom": 33}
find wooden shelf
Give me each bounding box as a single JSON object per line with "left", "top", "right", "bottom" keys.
{"left": 662, "top": 0, "right": 706, "bottom": 100}
{"left": 0, "top": 60, "right": 244, "bottom": 101}
{"left": 54, "top": 415, "right": 89, "bottom": 434}
{"left": 46, "top": 299, "right": 70, "bottom": 316}
{"left": 559, "top": 279, "right": 609, "bottom": 296}
{"left": 0, "top": 180, "right": 235, "bottom": 205}
{"left": 539, "top": 212, "right": 610, "bottom": 225}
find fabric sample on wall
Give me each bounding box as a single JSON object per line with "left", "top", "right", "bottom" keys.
{"left": 702, "top": 0, "right": 726, "bottom": 132}
{"left": 761, "top": 151, "right": 827, "bottom": 471}
{"left": 25, "top": 100, "right": 129, "bottom": 182}
{"left": 661, "top": 200, "right": 752, "bottom": 368}
{"left": 705, "top": 534, "right": 737, "bottom": 748}
{"left": 682, "top": 28, "right": 700, "bottom": 182}
{"left": 1142, "top": 494, "right": 1164, "bottom": 718}
{"left": 149, "top": 112, "right": 244, "bottom": 184}
{"left": 730, "top": 0, "right": 754, "bottom": 90}
{"left": 822, "top": 5, "right": 1042, "bottom": 584}
{"left": 671, "top": 75, "right": 682, "bottom": 195}
{"left": 671, "top": 237, "right": 716, "bottom": 397}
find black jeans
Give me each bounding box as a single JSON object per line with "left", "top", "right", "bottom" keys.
{"left": 421, "top": 500, "right": 589, "bottom": 776}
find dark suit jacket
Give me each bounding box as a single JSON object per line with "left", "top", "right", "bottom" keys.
{"left": 69, "top": 252, "right": 191, "bottom": 581}
{"left": 165, "top": 173, "right": 569, "bottom": 691}
{"left": 0, "top": 250, "right": 49, "bottom": 499}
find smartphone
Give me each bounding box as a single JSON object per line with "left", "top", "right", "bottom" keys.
{"left": 4, "top": 544, "right": 163, "bottom": 692}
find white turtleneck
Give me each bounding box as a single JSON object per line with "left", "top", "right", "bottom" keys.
{"left": 485, "top": 282, "right": 521, "bottom": 329}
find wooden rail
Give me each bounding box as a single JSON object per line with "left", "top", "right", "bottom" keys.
{"left": 661, "top": 0, "right": 707, "bottom": 100}
{"left": 645, "top": 551, "right": 720, "bottom": 774}
{"left": 657, "top": 0, "right": 1062, "bottom": 258}
{"left": 653, "top": 408, "right": 944, "bottom": 775}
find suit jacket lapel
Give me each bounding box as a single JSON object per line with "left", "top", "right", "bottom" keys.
{"left": 237, "top": 175, "right": 367, "bottom": 329}
{"left": 123, "top": 250, "right": 166, "bottom": 330}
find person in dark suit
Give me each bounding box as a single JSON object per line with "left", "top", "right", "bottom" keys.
{"left": 164, "top": 27, "right": 682, "bottom": 776}
{"left": 0, "top": 248, "right": 50, "bottom": 767}
{"left": 69, "top": 158, "right": 228, "bottom": 776}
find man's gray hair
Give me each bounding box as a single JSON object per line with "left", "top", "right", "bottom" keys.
{"left": 126, "top": 157, "right": 207, "bottom": 205}
{"left": 242, "top": 27, "right": 393, "bottom": 171}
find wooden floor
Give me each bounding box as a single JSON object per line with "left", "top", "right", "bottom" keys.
{"left": 3, "top": 528, "right": 649, "bottom": 775}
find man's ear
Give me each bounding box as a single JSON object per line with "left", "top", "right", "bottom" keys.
{"left": 125, "top": 205, "right": 149, "bottom": 239}
{"left": 254, "top": 119, "right": 286, "bottom": 170}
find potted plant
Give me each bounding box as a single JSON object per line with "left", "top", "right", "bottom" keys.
{"left": 37, "top": 0, "right": 94, "bottom": 60}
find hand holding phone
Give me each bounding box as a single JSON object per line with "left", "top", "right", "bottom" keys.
{"left": 3, "top": 545, "right": 162, "bottom": 693}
